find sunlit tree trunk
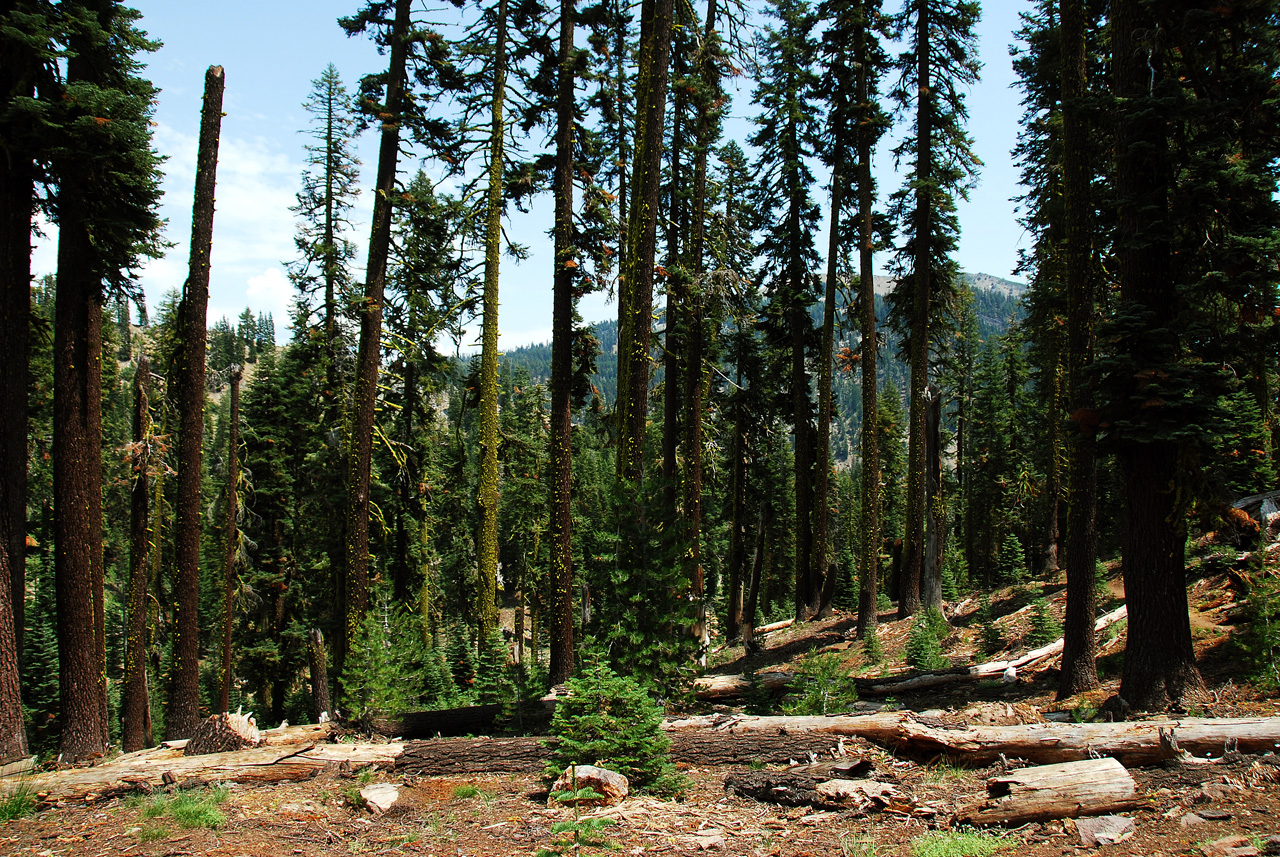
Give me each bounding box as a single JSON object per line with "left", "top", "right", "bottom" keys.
{"left": 122, "top": 354, "right": 153, "bottom": 752}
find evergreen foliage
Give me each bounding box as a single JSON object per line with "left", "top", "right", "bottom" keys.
{"left": 782, "top": 651, "right": 858, "bottom": 715}
{"left": 905, "top": 609, "right": 950, "bottom": 671}
{"left": 1027, "top": 597, "right": 1062, "bottom": 648}
{"left": 544, "top": 661, "right": 679, "bottom": 795}
{"left": 977, "top": 593, "right": 1004, "bottom": 655}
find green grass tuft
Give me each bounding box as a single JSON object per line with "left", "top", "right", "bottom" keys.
{"left": 911, "top": 830, "right": 1008, "bottom": 857}
{"left": 0, "top": 779, "right": 36, "bottom": 823}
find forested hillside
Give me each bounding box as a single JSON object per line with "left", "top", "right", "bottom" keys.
{"left": 1, "top": 0, "right": 1278, "bottom": 768}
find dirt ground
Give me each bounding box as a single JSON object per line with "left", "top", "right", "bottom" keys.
{"left": 6, "top": 564, "right": 1280, "bottom": 856}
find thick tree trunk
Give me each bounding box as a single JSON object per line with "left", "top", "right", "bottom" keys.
{"left": 122, "top": 355, "right": 153, "bottom": 753}
{"left": 0, "top": 0, "right": 36, "bottom": 684}
{"left": 342, "top": 0, "right": 409, "bottom": 681}
{"left": 855, "top": 16, "right": 881, "bottom": 636}
{"left": 922, "top": 386, "right": 943, "bottom": 611}
{"left": 792, "top": 299, "right": 815, "bottom": 620}
{"left": 0, "top": 539, "right": 23, "bottom": 761}
{"left": 815, "top": 178, "right": 842, "bottom": 620}
{"left": 615, "top": 0, "right": 674, "bottom": 493}
{"left": 546, "top": 0, "right": 576, "bottom": 685}
{"left": 900, "top": 0, "right": 934, "bottom": 621}
{"left": 475, "top": 0, "right": 508, "bottom": 647}
{"left": 726, "top": 357, "right": 748, "bottom": 641}
{"left": 54, "top": 213, "right": 108, "bottom": 760}
{"left": 218, "top": 366, "right": 242, "bottom": 713}
{"left": 1057, "top": 0, "right": 1099, "bottom": 700}
{"left": 167, "top": 66, "right": 225, "bottom": 739}
{"left": 1111, "top": 0, "right": 1202, "bottom": 712}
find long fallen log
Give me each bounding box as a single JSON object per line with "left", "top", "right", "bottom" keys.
{"left": 693, "top": 605, "right": 1129, "bottom": 700}
{"left": 28, "top": 741, "right": 403, "bottom": 803}
{"left": 29, "top": 712, "right": 1280, "bottom": 802}
{"left": 961, "top": 758, "right": 1138, "bottom": 825}
{"left": 666, "top": 712, "right": 1280, "bottom": 767}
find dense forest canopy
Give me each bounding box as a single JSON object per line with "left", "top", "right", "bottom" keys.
{"left": 1, "top": 0, "right": 1278, "bottom": 761}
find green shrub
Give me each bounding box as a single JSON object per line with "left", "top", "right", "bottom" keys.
{"left": 996, "top": 532, "right": 1026, "bottom": 583}
{"left": 876, "top": 591, "right": 893, "bottom": 613}
{"left": 543, "top": 661, "right": 680, "bottom": 795}
{"left": 862, "top": 625, "right": 884, "bottom": 665}
{"left": 906, "top": 611, "right": 950, "bottom": 671}
{"left": 1240, "top": 569, "right": 1280, "bottom": 690}
{"left": 1027, "top": 597, "right": 1062, "bottom": 647}
{"left": 783, "top": 651, "right": 858, "bottom": 715}
{"left": 977, "top": 593, "right": 1004, "bottom": 655}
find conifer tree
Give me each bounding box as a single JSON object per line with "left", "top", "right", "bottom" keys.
{"left": 750, "top": 0, "right": 822, "bottom": 619}
{"left": 51, "top": 0, "right": 164, "bottom": 756}
{"left": 886, "top": 0, "right": 980, "bottom": 618}
{"left": 121, "top": 353, "right": 153, "bottom": 752}
{"left": 289, "top": 63, "right": 360, "bottom": 411}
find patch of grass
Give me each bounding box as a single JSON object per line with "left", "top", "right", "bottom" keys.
{"left": 840, "top": 834, "right": 887, "bottom": 857}
{"left": 134, "top": 822, "right": 170, "bottom": 842}
{"left": 168, "top": 788, "right": 228, "bottom": 829}
{"left": 452, "top": 784, "right": 480, "bottom": 799}
{"left": 343, "top": 785, "right": 366, "bottom": 809}
{"left": 748, "top": 759, "right": 767, "bottom": 771}
{"left": 922, "top": 761, "right": 967, "bottom": 785}
{"left": 911, "top": 830, "right": 1008, "bottom": 857}
{"left": 357, "top": 767, "right": 375, "bottom": 785}
{"left": 0, "top": 779, "right": 36, "bottom": 823}
{"left": 129, "top": 787, "right": 228, "bottom": 831}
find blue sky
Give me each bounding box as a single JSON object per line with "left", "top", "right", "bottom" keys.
{"left": 31, "top": 0, "right": 1031, "bottom": 348}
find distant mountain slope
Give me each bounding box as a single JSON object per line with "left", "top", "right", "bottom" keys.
{"left": 498, "top": 274, "right": 1025, "bottom": 464}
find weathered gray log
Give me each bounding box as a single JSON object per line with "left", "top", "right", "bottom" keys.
{"left": 693, "top": 671, "right": 794, "bottom": 700}
{"left": 666, "top": 713, "right": 1280, "bottom": 767}
{"left": 962, "top": 758, "right": 1138, "bottom": 825}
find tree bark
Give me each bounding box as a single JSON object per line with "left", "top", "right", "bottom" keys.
{"left": 167, "top": 65, "right": 224, "bottom": 740}
{"left": 54, "top": 208, "right": 107, "bottom": 760}
{"left": 122, "top": 354, "right": 153, "bottom": 753}
{"left": 475, "top": 0, "right": 509, "bottom": 648}
{"left": 307, "top": 628, "right": 331, "bottom": 722}
{"left": 0, "top": 538, "right": 24, "bottom": 761}
{"left": 1110, "top": 0, "right": 1203, "bottom": 711}
{"left": 546, "top": 0, "right": 576, "bottom": 686}
{"left": 615, "top": 0, "right": 674, "bottom": 496}
{"left": 0, "top": 0, "right": 33, "bottom": 677}
{"left": 218, "top": 365, "right": 242, "bottom": 713}
{"left": 1057, "top": 0, "right": 1099, "bottom": 700}
{"left": 343, "top": 0, "right": 410, "bottom": 681}
{"left": 855, "top": 8, "right": 881, "bottom": 637}
{"left": 899, "top": 0, "right": 932, "bottom": 621}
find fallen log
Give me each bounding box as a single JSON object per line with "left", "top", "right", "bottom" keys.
{"left": 370, "top": 704, "right": 505, "bottom": 739}
{"left": 961, "top": 758, "right": 1138, "bottom": 825}
{"left": 693, "top": 605, "right": 1129, "bottom": 701}
{"left": 666, "top": 712, "right": 1280, "bottom": 767}
{"left": 29, "top": 741, "right": 403, "bottom": 803}
{"left": 724, "top": 760, "right": 885, "bottom": 811}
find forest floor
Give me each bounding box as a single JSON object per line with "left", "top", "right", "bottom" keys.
{"left": 6, "top": 546, "right": 1280, "bottom": 857}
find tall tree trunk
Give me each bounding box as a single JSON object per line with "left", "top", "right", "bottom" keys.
{"left": 922, "top": 386, "right": 943, "bottom": 611}
{"left": 476, "top": 0, "right": 509, "bottom": 647}
{"left": 0, "top": 2, "right": 33, "bottom": 676}
{"left": 684, "top": 0, "right": 718, "bottom": 657}
{"left": 726, "top": 359, "right": 747, "bottom": 641}
{"left": 1111, "top": 0, "right": 1202, "bottom": 711}
{"left": 54, "top": 210, "right": 107, "bottom": 759}
{"left": 218, "top": 365, "right": 241, "bottom": 713}
{"left": 816, "top": 124, "right": 846, "bottom": 619}
{"left": 342, "top": 0, "right": 410, "bottom": 682}
{"left": 167, "top": 65, "right": 224, "bottom": 739}
{"left": 792, "top": 296, "right": 815, "bottom": 621}
{"left": 855, "top": 10, "right": 881, "bottom": 638}
{"left": 122, "top": 354, "right": 152, "bottom": 752}
{"left": 1057, "top": 0, "right": 1099, "bottom": 699}
{"left": 546, "top": 0, "right": 576, "bottom": 684}
{"left": 615, "top": 0, "right": 675, "bottom": 497}
{"left": 899, "top": 0, "right": 931, "bottom": 620}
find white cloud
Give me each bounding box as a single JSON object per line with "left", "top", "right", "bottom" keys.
{"left": 246, "top": 266, "right": 294, "bottom": 331}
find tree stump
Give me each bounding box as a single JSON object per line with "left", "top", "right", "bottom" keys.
{"left": 184, "top": 712, "right": 262, "bottom": 756}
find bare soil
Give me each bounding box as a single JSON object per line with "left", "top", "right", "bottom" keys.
{"left": 6, "top": 563, "right": 1280, "bottom": 856}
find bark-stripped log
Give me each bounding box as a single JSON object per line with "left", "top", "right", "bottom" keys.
{"left": 962, "top": 758, "right": 1138, "bottom": 825}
